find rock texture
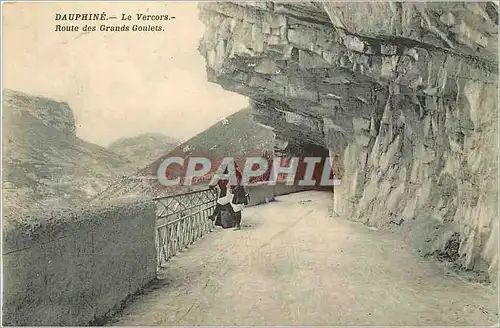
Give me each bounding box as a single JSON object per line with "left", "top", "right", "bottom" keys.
{"left": 2, "top": 89, "right": 133, "bottom": 223}
{"left": 198, "top": 2, "right": 498, "bottom": 283}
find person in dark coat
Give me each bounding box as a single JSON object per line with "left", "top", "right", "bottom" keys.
{"left": 208, "top": 176, "right": 228, "bottom": 222}
{"left": 228, "top": 163, "right": 249, "bottom": 230}
{"left": 229, "top": 181, "right": 248, "bottom": 230}
{"left": 208, "top": 164, "right": 243, "bottom": 224}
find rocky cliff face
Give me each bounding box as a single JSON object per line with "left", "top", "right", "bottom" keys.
{"left": 198, "top": 2, "right": 498, "bottom": 283}
{"left": 2, "top": 89, "right": 133, "bottom": 224}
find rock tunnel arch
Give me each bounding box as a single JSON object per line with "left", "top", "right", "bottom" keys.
{"left": 198, "top": 1, "right": 498, "bottom": 284}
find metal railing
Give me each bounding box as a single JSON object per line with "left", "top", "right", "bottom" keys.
{"left": 154, "top": 188, "right": 217, "bottom": 268}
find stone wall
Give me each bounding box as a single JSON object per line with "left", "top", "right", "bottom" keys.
{"left": 246, "top": 181, "right": 313, "bottom": 206}
{"left": 246, "top": 181, "right": 276, "bottom": 206}
{"left": 2, "top": 200, "right": 157, "bottom": 326}
{"left": 272, "top": 183, "right": 313, "bottom": 197}
{"left": 198, "top": 2, "right": 498, "bottom": 284}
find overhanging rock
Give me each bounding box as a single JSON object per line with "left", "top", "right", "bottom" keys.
{"left": 198, "top": 2, "right": 498, "bottom": 284}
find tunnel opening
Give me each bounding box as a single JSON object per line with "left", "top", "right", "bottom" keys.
{"left": 302, "top": 143, "right": 333, "bottom": 192}
{"left": 277, "top": 141, "right": 334, "bottom": 193}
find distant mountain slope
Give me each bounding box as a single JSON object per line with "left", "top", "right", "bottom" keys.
{"left": 148, "top": 107, "right": 275, "bottom": 166}
{"left": 91, "top": 107, "right": 276, "bottom": 201}
{"left": 108, "top": 133, "right": 181, "bottom": 170}
{"left": 2, "top": 89, "right": 133, "bottom": 223}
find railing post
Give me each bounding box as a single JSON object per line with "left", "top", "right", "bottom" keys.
{"left": 157, "top": 227, "right": 162, "bottom": 268}
{"left": 166, "top": 224, "right": 171, "bottom": 259}
{"left": 168, "top": 224, "right": 173, "bottom": 259}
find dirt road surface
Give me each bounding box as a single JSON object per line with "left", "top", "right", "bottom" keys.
{"left": 109, "top": 191, "right": 498, "bottom": 326}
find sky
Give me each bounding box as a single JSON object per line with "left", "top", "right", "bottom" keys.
{"left": 2, "top": 2, "right": 249, "bottom": 146}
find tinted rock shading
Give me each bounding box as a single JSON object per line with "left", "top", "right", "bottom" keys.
{"left": 198, "top": 2, "right": 498, "bottom": 284}
{"left": 2, "top": 89, "right": 133, "bottom": 222}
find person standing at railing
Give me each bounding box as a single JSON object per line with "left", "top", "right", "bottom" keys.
{"left": 208, "top": 165, "right": 241, "bottom": 222}
{"left": 208, "top": 173, "right": 228, "bottom": 224}
{"left": 228, "top": 162, "right": 249, "bottom": 230}
{"left": 208, "top": 164, "right": 246, "bottom": 229}
{"left": 229, "top": 180, "right": 249, "bottom": 230}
